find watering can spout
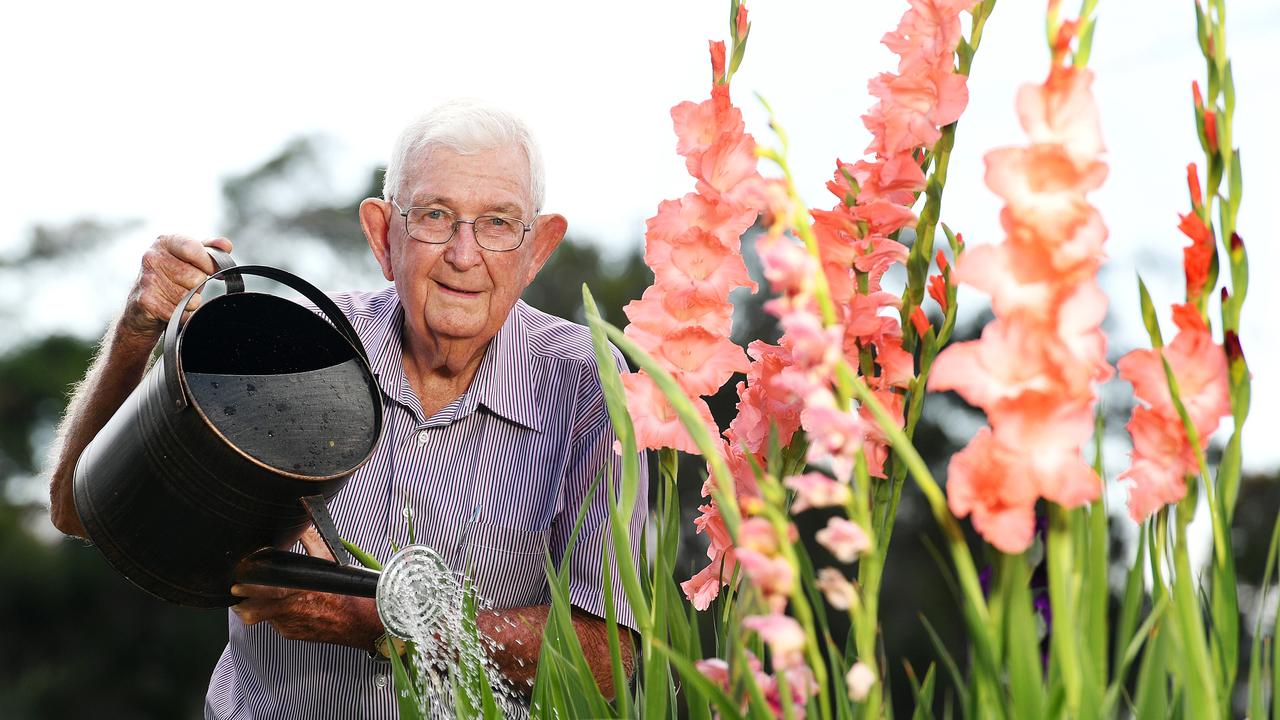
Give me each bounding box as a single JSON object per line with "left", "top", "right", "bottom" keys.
{"left": 234, "top": 549, "right": 380, "bottom": 598}
{"left": 232, "top": 492, "right": 379, "bottom": 598}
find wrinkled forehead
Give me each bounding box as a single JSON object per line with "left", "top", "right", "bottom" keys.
{"left": 401, "top": 142, "right": 534, "bottom": 213}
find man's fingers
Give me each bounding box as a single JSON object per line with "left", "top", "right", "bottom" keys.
{"left": 160, "top": 234, "right": 221, "bottom": 276}
{"left": 299, "top": 525, "right": 336, "bottom": 561}
{"left": 230, "top": 583, "right": 293, "bottom": 600}
{"left": 204, "top": 236, "right": 234, "bottom": 255}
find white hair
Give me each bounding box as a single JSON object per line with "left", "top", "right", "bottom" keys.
{"left": 382, "top": 98, "right": 545, "bottom": 213}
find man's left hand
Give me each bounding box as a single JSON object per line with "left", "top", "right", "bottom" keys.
{"left": 230, "top": 526, "right": 382, "bottom": 651}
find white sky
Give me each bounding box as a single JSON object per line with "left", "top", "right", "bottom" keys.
{"left": 2, "top": 0, "right": 1278, "bottom": 470}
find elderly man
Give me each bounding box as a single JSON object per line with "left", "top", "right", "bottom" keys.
{"left": 46, "top": 99, "right": 646, "bottom": 718}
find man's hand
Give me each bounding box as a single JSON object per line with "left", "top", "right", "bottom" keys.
{"left": 120, "top": 234, "right": 233, "bottom": 343}
{"left": 230, "top": 526, "right": 383, "bottom": 651}
{"left": 47, "top": 234, "right": 234, "bottom": 536}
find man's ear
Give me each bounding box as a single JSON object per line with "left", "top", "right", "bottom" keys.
{"left": 359, "top": 198, "right": 395, "bottom": 281}
{"left": 524, "top": 213, "right": 567, "bottom": 285}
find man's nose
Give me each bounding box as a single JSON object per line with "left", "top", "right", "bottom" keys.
{"left": 443, "top": 222, "right": 483, "bottom": 270}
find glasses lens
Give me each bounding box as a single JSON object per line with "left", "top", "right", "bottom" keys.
{"left": 406, "top": 208, "right": 456, "bottom": 243}
{"left": 473, "top": 216, "right": 524, "bottom": 251}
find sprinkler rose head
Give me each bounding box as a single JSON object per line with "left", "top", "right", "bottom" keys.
{"left": 376, "top": 544, "right": 453, "bottom": 639}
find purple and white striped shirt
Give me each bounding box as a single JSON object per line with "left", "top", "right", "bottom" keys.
{"left": 205, "top": 286, "right": 647, "bottom": 719}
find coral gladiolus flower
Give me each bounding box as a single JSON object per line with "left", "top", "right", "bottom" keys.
{"left": 928, "top": 273, "right": 948, "bottom": 312}
{"left": 910, "top": 307, "right": 931, "bottom": 337}
{"left": 1178, "top": 211, "right": 1214, "bottom": 300}
{"left": 945, "top": 428, "right": 1039, "bottom": 553}
{"left": 930, "top": 58, "right": 1109, "bottom": 552}
{"left": 1117, "top": 306, "right": 1230, "bottom": 521}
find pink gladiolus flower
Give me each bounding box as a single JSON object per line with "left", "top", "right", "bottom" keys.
{"left": 738, "top": 548, "right": 794, "bottom": 612}
{"left": 626, "top": 324, "right": 749, "bottom": 397}
{"left": 815, "top": 517, "right": 872, "bottom": 563}
{"left": 737, "top": 516, "right": 779, "bottom": 555}
{"left": 726, "top": 342, "right": 804, "bottom": 454}
{"left": 801, "top": 390, "right": 865, "bottom": 463}
{"left": 785, "top": 472, "right": 851, "bottom": 513}
{"left": 846, "top": 662, "right": 878, "bottom": 702}
{"left": 743, "top": 614, "right": 807, "bottom": 670}
{"left": 681, "top": 558, "right": 734, "bottom": 612}
{"left": 647, "top": 193, "right": 759, "bottom": 249}
{"left": 624, "top": 284, "right": 735, "bottom": 338}
{"left": 816, "top": 567, "right": 858, "bottom": 610}
{"left": 621, "top": 371, "right": 718, "bottom": 454}
{"left": 644, "top": 224, "right": 756, "bottom": 297}
{"left": 670, "top": 95, "right": 744, "bottom": 160}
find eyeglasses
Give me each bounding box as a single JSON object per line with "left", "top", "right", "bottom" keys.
{"left": 391, "top": 198, "right": 533, "bottom": 252}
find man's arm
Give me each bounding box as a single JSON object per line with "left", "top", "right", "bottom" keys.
{"left": 47, "top": 235, "right": 233, "bottom": 536}
{"left": 477, "top": 606, "right": 635, "bottom": 699}
{"left": 231, "top": 530, "right": 635, "bottom": 698}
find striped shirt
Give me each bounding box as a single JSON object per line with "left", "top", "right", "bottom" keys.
{"left": 205, "top": 286, "right": 647, "bottom": 719}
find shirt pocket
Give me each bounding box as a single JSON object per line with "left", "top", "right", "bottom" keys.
{"left": 459, "top": 522, "right": 551, "bottom": 608}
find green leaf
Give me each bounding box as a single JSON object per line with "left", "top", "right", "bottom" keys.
{"left": 908, "top": 663, "right": 938, "bottom": 720}
{"left": 1228, "top": 145, "right": 1243, "bottom": 212}
{"left": 1132, "top": 624, "right": 1168, "bottom": 720}
{"left": 389, "top": 639, "right": 425, "bottom": 720}
{"left": 340, "top": 538, "right": 383, "bottom": 571}
{"left": 1113, "top": 533, "right": 1146, "bottom": 675}
{"left": 600, "top": 548, "right": 632, "bottom": 718}
{"left": 1247, "top": 512, "right": 1280, "bottom": 719}
{"left": 1100, "top": 596, "right": 1167, "bottom": 717}
{"left": 920, "top": 614, "right": 970, "bottom": 715}
{"left": 582, "top": 285, "right": 653, "bottom": 629}
{"left": 1001, "top": 553, "right": 1044, "bottom": 719}
{"left": 1136, "top": 275, "right": 1164, "bottom": 348}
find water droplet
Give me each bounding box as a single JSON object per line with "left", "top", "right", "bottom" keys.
{"left": 246, "top": 383, "right": 256, "bottom": 395}
{"left": 267, "top": 430, "right": 274, "bottom": 438}
{"left": 223, "top": 405, "right": 237, "bottom": 416}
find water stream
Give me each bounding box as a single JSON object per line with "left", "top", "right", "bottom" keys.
{"left": 377, "top": 545, "right": 528, "bottom": 718}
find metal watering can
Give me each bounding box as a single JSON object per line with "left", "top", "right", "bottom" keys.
{"left": 73, "top": 251, "right": 446, "bottom": 637}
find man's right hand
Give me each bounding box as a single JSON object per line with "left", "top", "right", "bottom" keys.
{"left": 119, "top": 235, "right": 234, "bottom": 343}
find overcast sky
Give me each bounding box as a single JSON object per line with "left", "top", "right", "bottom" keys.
{"left": 2, "top": 0, "right": 1277, "bottom": 470}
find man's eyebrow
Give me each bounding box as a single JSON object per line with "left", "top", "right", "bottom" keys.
{"left": 409, "top": 194, "right": 452, "bottom": 208}
{"left": 486, "top": 202, "right": 525, "bottom": 217}
{"left": 408, "top": 195, "right": 525, "bottom": 217}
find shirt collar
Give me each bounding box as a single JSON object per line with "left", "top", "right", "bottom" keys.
{"left": 365, "top": 291, "right": 543, "bottom": 432}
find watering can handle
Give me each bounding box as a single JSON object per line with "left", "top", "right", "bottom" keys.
{"left": 162, "top": 255, "right": 373, "bottom": 411}
{"left": 206, "top": 249, "right": 244, "bottom": 294}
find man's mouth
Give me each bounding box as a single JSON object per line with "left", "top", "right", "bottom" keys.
{"left": 434, "top": 279, "right": 482, "bottom": 297}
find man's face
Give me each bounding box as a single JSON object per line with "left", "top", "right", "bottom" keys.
{"left": 371, "top": 144, "right": 563, "bottom": 350}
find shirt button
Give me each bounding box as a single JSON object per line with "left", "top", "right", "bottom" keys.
{"left": 374, "top": 673, "right": 388, "bottom": 689}
{"left": 416, "top": 429, "right": 429, "bottom": 445}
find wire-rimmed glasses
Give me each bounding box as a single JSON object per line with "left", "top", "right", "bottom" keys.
{"left": 391, "top": 198, "right": 533, "bottom": 252}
